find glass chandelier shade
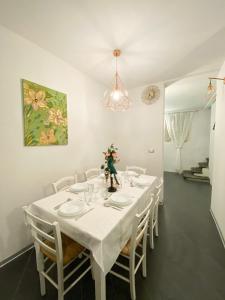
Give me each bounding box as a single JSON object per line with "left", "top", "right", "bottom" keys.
{"left": 207, "top": 77, "right": 225, "bottom": 94}
{"left": 103, "top": 49, "right": 131, "bottom": 112}
{"left": 207, "top": 79, "right": 214, "bottom": 94}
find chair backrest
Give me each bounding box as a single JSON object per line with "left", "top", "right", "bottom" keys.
{"left": 52, "top": 175, "right": 77, "bottom": 193}
{"left": 154, "top": 177, "right": 163, "bottom": 204}
{"left": 23, "top": 206, "right": 63, "bottom": 264}
{"left": 85, "top": 168, "right": 101, "bottom": 181}
{"left": 126, "top": 166, "right": 147, "bottom": 175}
{"left": 155, "top": 177, "right": 163, "bottom": 190}
{"left": 130, "top": 193, "right": 153, "bottom": 256}
{"left": 152, "top": 180, "right": 163, "bottom": 218}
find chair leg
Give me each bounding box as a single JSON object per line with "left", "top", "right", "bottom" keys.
{"left": 150, "top": 226, "right": 154, "bottom": 249}
{"left": 155, "top": 219, "right": 159, "bottom": 237}
{"left": 129, "top": 256, "right": 136, "bottom": 300}
{"left": 39, "top": 273, "right": 46, "bottom": 296}
{"left": 149, "top": 218, "right": 154, "bottom": 250}
{"left": 57, "top": 264, "right": 64, "bottom": 300}
{"left": 90, "top": 255, "right": 95, "bottom": 280}
{"left": 129, "top": 272, "right": 136, "bottom": 300}
{"left": 142, "top": 235, "right": 147, "bottom": 278}
{"left": 154, "top": 206, "right": 159, "bottom": 237}
{"left": 35, "top": 248, "right": 46, "bottom": 296}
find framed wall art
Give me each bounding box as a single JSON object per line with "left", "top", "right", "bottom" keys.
{"left": 22, "top": 79, "right": 68, "bottom": 146}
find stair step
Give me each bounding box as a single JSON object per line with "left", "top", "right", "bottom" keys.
{"left": 182, "top": 170, "right": 210, "bottom": 183}
{"left": 191, "top": 167, "right": 202, "bottom": 174}
{"left": 198, "top": 162, "right": 208, "bottom": 168}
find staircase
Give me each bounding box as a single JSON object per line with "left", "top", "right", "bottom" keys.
{"left": 182, "top": 158, "right": 210, "bottom": 183}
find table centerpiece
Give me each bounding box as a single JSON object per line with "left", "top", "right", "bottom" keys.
{"left": 102, "top": 144, "right": 120, "bottom": 192}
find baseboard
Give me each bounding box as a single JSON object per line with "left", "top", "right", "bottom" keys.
{"left": 0, "top": 244, "right": 34, "bottom": 269}
{"left": 210, "top": 209, "right": 225, "bottom": 249}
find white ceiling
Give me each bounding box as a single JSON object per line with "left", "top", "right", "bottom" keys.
{"left": 165, "top": 72, "right": 214, "bottom": 111}
{"left": 1, "top": 0, "right": 225, "bottom": 88}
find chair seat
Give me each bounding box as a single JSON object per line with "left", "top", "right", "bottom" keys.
{"left": 41, "top": 233, "right": 85, "bottom": 265}
{"left": 121, "top": 235, "right": 143, "bottom": 256}
{"left": 121, "top": 239, "right": 132, "bottom": 256}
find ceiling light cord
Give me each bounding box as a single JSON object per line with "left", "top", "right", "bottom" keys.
{"left": 115, "top": 55, "right": 118, "bottom": 89}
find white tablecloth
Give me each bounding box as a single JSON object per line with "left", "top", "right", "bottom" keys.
{"left": 31, "top": 175, "right": 158, "bottom": 274}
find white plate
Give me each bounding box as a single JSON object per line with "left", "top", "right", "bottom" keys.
{"left": 58, "top": 199, "right": 85, "bottom": 217}
{"left": 69, "top": 183, "right": 88, "bottom": 193}
{"left": 110, "top": 193, "right": 132, "bottom": 207}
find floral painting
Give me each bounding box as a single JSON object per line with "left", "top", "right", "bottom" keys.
{"left": 22, "top": 79, "right": 68, "bottom": 146}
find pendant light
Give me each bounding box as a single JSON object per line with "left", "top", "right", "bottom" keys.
{"left": 103, "top": 49, "right": 131, "bottom": 112}
{"left": 207, "top": 76, "right": 225, "bottom": 94}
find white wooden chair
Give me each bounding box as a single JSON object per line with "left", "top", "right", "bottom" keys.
{"left": 52, "top": 175, "right": 78, "bottom": 193}
{"left": 126, "top": 166, "right": 147, "bottom": 175}
{"left": 110, "top": 193, "right": 153, "bottom": 300}
{"left": 149, "top": 178, "right": 163, "bottom": 249}
{"left": 85, "top": 168, "right": 101, "bottom": 181}
{"left": 157, "top": 177, "right": 164, "bottom": 205}
{"left": 23, "top": 206, "right": 91, "bottom": 300}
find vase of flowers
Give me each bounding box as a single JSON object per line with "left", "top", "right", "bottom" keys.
{"left": 102, "top": 144, "right": 120, "bottom": 192}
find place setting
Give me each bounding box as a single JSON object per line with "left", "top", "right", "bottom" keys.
{"left": 104, "top": 192, "right": 134, "bottom": 211}
{"left": 66, "top": 182, "right": 88, "bottom": 194}
{"left": 54, "top": 183, "right": 96, "bottom": 220}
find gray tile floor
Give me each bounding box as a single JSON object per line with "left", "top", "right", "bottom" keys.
{"left": 1, "top": 172, "right": 225, "bottom": 300}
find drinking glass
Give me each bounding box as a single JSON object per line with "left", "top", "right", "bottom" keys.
{"left": 129, "top": 176, "right": 134, "bottom": 187}
{"left": 87, "top": 183, "right": 94, "bottom": 193}
{"left": 83, "top": 183, "right": 94, "bottom": 205}
{"left": 117, "top": 175, "right": 123, "bottom": 190}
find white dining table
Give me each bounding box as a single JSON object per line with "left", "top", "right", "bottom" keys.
{"left": 31, "top": 174, "right": 158, "bottom": 300}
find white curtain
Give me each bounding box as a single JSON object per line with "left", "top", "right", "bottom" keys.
{"left": 164, "top": 120, "right": 171, "bottom": 142}
{"left": 165, "top": 112, "right": 194, "bottom": 173}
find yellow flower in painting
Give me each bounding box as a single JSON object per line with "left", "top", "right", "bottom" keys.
{"left": 48, "top": 108, "right": 65, "bottom": 126}
{"left": 39, "top": 129, "right": 56, "bottom": 145}
{"left": 24, "top": 89, "right": 47, "bottom": 111}
{"left": 63, "top": 117, "right": 68, "bottom": 126}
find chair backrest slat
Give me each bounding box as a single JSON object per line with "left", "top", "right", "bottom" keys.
{"left": 154, "top": 178, "right": 163, "bottom": 204}
{"left": 126, "top": 166, "right": 147, "bottom": 175}
{"left": 52, "top": 175, "right": 77, "bottom": 193}
{"left": 136, "top": 219, "right": 149, "bottom": 243}
{"left": 155, "top": 177, "right": 163, "bottom": 190}
{"left": 35, "top": 236, "right": 57, "bottom": 256}
{"left": 30, "top": 222, "right": 55, "bottom": 243}
{"left": 137, "top": 209, "right": 150, "bottom": 231}
{"left": 85, "top": 168, "right": 100, "bottom": 181}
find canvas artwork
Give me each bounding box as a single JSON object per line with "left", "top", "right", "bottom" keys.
{"left": 22, "top": 79, "right": 68, "bottom": 146}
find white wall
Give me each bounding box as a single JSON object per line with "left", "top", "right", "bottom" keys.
{"left": 211, "top": 61, "right": 225, "bottom": 246}
{"left": 113, "top": 84, "right": 165, "bottom": 178}
{"left": 0, "top": 25, "right": 113, "bottom": 262}
{"left": 164, "top": 109, "right": 211, "bottom": 172}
